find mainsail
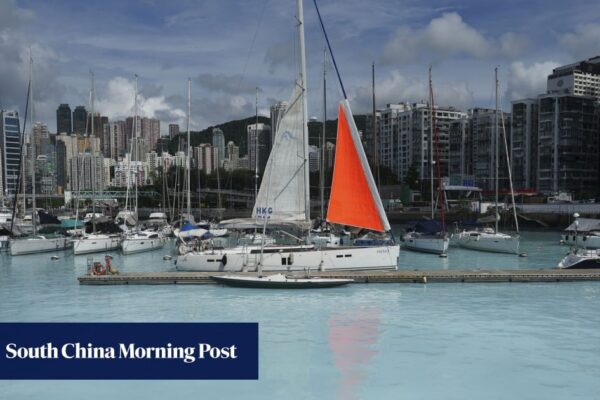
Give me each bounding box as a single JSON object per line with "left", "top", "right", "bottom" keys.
{"left": 252, "top": 82, "right": 309, "bottom": 222}
{"left": 326, "top": 100, "right": 390, "bottom": 232}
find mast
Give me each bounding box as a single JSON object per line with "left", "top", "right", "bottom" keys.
{"left": 29, "top": 51, "right": 36, "bottom": 235}
{"left": 90, "top": 70, "right": 96, "bottom": 234}
{"left": 254, "top": 86, "right": 259, "bottom": 205}
{"left": 321, "top": 47, "right": 326, "bottom": 221}
{"left": 297, "top": 0, "right": 310, "bottom": 222}
{"left": 186, "top": 78, "right": 191, "bottom": 220}
{"left": 372, "top": 62, "right": 379, "bottom": 191}
{"left": 494, "top": 67, "right": 499, "bottom": 234}
{"left": 134, "top": 74, "right": 139, "bottom": 217}
{"left": 429, "top": 66, "right": 434, "bottom": 220}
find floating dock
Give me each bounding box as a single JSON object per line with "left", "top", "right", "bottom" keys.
{"left": 78, "top": 269, "right": 600, "bottom": 285}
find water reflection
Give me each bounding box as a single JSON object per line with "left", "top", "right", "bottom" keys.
{"left": 328, "top": 309, "right": 381, "bottom": 400}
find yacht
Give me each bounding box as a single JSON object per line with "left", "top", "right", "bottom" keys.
{"left": 121, "top": 229, "right": 166, "bottom": 255}
{"left": 73, "top": 233, "right": 122, "bottom": 255}
{"left": 176, "top": 1, "right": 399, "bottom": 272}
{"left": 558, "top": 249, "right": 600, "bottom": 269}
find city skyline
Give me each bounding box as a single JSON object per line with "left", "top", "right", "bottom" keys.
{"left": 1, "top": 0, "right": 598, "bottom": 134}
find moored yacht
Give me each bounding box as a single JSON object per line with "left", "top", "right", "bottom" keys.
{"left": 177, "top": 2, "right": 399, "bottom": 272}
{"left": 10, "top": 234, "right": 70, "bottom": 256}
{"left": 558, "top": 248, "right": 600, "bottom": 269}
{"left": 73, "top": 233, "right": 122, "bottom": 255}
{"left": 121, "top": 230, "right": 166, "bottom": 255}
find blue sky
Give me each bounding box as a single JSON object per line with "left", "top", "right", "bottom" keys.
{"left": 1, "top": 0, "right": 599, "bottom": 133}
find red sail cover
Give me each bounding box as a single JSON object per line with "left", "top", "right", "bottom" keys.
{"left": 326, "top": 102, "right": 385, "bottom": 232}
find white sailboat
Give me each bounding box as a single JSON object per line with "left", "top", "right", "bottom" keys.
{"left": 120, "top": 75, "right": 166, "bottom": 254}
{"left": 176, "top": 0, "right": 399, "bottom": 273}
{"left": 453, "top": 68, "right": 520, "bottom": 254}
{"left": 401, "top": 67, "right": 449, "bottom": 255}
{"left": 10, "top": 53, "right": 70, "bottom": 256}
{"left": 73, "top": 71, "right": 121, "bottom": 255}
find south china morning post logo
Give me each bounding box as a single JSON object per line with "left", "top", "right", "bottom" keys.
{"left": 0, "top": 323, "right": 258, "bottom": 380}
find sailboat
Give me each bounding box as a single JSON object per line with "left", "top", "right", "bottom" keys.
{"left": 73, "top": 71, "right": 121, "bottom": 255}
{"left": 10, "top": 53, "right": 70, "bottom": 256}
{"left": 401, "top": 67, "right": 449, "bottom": 255}
{"left": 453, "top": 68, "right": 520, "bottom": 254}
{"left": 176, "top": 0, "right": 399, "bottom": 273}
{"left": 120, "top": 75, "right": 166, "bottom": 255}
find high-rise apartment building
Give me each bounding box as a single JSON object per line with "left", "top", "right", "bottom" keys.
{"left": 0, "top": 110, "right": 21, "bottom": 196}
{"left": 247, "top": 123, "right": 271, "bottom": 175}
{"left": 224, "top": 141, "right": 240, "bottom": 171}
{"left": 69, "top": 153, "right": 105, "bottom": 192}
{"left": 510, "top": 99, "right": 538, "bottom": 190}
{"left": 270, "top": 101, "right": 288, "bottom": 143}
{"left": 547, "top": 56, "right": 600, "bottom": 99}
{"left": 194, "top": 144, "right": 218, "bottom": 175}
{"left": 56, "top": 104, "right": 72, "bottom": 134}
{"left": 537, "top": 93, "right": 598, "bottom": 194}
{"left": 378, "top": 103, "right": 467, "bottom": 183}
{"left": 169, "top": 124, "right": 180, "bottom": 139}
{"left": 212, "top": 128, "right": 225, "bottom": 167}
{"left": 72, "top": 106, "right": 87, "bottom": 135}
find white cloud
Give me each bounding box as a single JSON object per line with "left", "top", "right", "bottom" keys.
{"left": 350, "top": 69, "right": 474, "bottom": 112}
{"left": 506, "top": 61, "right": 560, "bottom": 100}
{"left": 559, "top": 23, "right": 600, "bottom": 60}
{"left": 383, "top": 12, "right": 528, "bottom": 64}
{"left": 96, "top": 77, "right": 187, "bottom": 130}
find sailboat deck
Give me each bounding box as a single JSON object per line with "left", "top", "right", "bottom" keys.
{"left": 78, "top": 268, "right": 600, "bottom": 285}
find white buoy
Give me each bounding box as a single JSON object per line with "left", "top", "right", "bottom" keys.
{"left": 519, "top": 252, "right": 528, "bottom": 257}
{"left": 163, "top": 255, "right": 172, "bottom": 260}
{"left": 439, "top": 253, "right": 447, "bottom": 258}
{"left": 423, "top": 276, "right": 427, "bottom": 284}
{"left": 51, "top": 255, "right": 60, "bottom": 260}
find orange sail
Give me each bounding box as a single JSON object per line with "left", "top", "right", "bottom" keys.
{"left": 326, "top": 100, "right": 390, "bottom": 232}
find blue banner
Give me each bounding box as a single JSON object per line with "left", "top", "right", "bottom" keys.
{"left": 0, "top": 323, "right": 258, "bottom": 380}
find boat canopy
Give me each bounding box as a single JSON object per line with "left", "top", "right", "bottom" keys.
{"left": 564, "top": 218, "right": 600, "bottom": 232}
{"left": 414, "top": 220, "right": 444, "bottom": 234}
{"left": 326, "top": 100, "right": 391, "bottom": 232}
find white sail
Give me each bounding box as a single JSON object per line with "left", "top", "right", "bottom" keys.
{"left": 252, "top": 82, "right": 308, "bottom": 222}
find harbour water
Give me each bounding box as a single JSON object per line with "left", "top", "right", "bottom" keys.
{"left": 1, "top": 230, "right": 599, "bottom": 399}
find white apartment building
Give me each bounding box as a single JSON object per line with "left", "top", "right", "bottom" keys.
{"left": 378, "top": 103, "right": 467, "bottom": 182}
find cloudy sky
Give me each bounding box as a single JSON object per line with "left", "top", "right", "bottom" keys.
{"left": 1, "top": 0, "right": 599, "bottom": 134}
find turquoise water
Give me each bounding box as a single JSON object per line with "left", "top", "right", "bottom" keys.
{"left": 1, "top": 231, "right": 599, "bottom": 399}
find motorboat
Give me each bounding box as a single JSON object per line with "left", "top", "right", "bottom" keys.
{"left": 558, "top": 249, "right": 600, "bottom": 269}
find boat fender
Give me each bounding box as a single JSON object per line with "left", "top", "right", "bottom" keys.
{"left": 222, "top": 255, "right": 227, "bottom": 266}
{"left": 289, "top": 253, "right": 294, "bottom": 265}
{"left": 583, "top": 236, "right": 587, "bottom": 241}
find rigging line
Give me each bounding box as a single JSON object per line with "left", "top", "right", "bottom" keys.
{"left": 312, "top": 0, "right": 347, "bottom": 99}
{"left": 236, "top": 0, "right": 268, "bottom": 94}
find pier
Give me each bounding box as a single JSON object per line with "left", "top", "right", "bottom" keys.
{"left": 78, "top": 269, "right": 600, "bottom": 285}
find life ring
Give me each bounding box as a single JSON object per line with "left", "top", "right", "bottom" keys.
{"left": 92, "top": 262, "right": 106, "bottom": 275}
{"left": 222, "top": 255, "right": 227, "bottom": 266}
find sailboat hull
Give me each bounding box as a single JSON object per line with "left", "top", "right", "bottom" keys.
{"left": 121, "top": 235, "right": 166, "bottom": 255}
{"left": 401, "top": 233, "right": 449, "bottom": 254}
{"left": 453, "top": 231, "right": 520, "bottom": 254}
{"left": 10, "top": 236, "right": 70, "bottom": 256}
{"left": 73, "top": 235, "right": 122, "bottom": 255}
{"left": 176, "top": 245, "right": 400, "bottom": 272}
